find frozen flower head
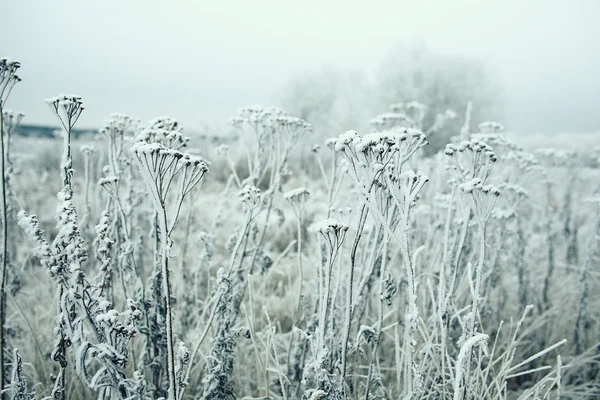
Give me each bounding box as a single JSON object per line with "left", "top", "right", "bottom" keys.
{"left": 45, "top": 94, "right": 84, "bottom": 131}
{"left": 98, "top": 175, "right": 119, "bottom": 186}
{"left": 238, "top": 185, "right": 261, "bottom": 209}
{"left": 505, "top": 151, "right": 544, "bottom": 176}
{"left": 332, "top": 130, "right": 360, "bottom": 152}
{"left": 273, "top": 115, "right": 312, "bottom": 136}
{"left": 0, "top": 58, "right": 21, "bottom": 103}
{"left": 445, "top": 138, "right": 498, "bottom": 183}
{"left": 131, "top": 142, "right": 208, "bottom": 212}
{"left": 478, "top": 121, "right": 505, "bottom": 134}
{"left": 232, "top": 105, "right": 287, "bottom": 127}
{"left": 333, "top": 129, "right": 428, "bottom": 186}
{"left": 99, "top": 113, "right": 136, "bottom": 141}
{"left": 136, "top": 125, "right": 190, "bottom": 151}
{"left": 370, "top": 112, "right": 413, "bottom": 131}
{"left": 135, "top": 116, "right": 189, "bottom": 151}
{"left": 148, "top": 116, "right": 183, "bottom": 132}
{"left": 458, "top": 177, "right": 501, "bottom": 223}
{"left": 492, "top": 182, "right": 528, "bottom": 220}
{"left": 458, "top": 178, "right": 500, "bottom": 197}
{"left": 1, "top": 109, "right": 25, "bottom": 135}
{"left": 311, "top": 218, "right": 349, "bottom": 250}
{"left": 285, "top": 187, "right": 310, "bottom": 217}
{"left": 470, "top": 133, "right": 522, "bottom": 157}
{"left": 80, "top": 145, "right": 96, "bottom": 157}
{"left": 385, "top": 170, "right": 430, "bottom": 209}
{"left": 284, "top": 187, "right": 310, "bottom": 204}
{"left": 98, "top": 176, "right": 120, "bottom": 198}
{"left": 311, "top": 218, "right": 348, "bottom": 236}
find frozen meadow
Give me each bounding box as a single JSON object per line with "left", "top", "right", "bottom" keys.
{"left": 0, "top": 58, "right": 599, "bottom": 399}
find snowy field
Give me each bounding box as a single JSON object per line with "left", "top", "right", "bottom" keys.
{"left": 1, "top": 60, "right": 600, "bottom": 400}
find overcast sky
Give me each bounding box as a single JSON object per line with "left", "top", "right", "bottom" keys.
{"left": 1, "top": 0, "right": 599, "bottom": 134}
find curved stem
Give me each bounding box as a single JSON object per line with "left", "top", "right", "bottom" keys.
{"left": 0, "top": 105, "right": 7, "bottom": 392}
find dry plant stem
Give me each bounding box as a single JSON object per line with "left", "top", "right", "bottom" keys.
{"left": 295, "top": 207, "right": 305, "bottom": 325}
{"left": 401, "top": 210, "right": 419, "bottom": 397}
{"left": 364, "top": 228, "right": 389, "bottom": 400}
{"left": 158, "top": 210, "right": 178, "bottom": 400}
{"left": 245, "top": 282, "right": 269, "bottom": 397}
{"left": 287, "top": 207, "right": 305, "bottom": 373}
{"left": 542, "top": 182, "right": 556, "bottom": 309}
{"left": 0, "top": 107, "right": 7, "bottom": 392}
{"left": 341, "top": 203, "right": 369, "bottom": 385}
{"left": 471, "top": 221, "right": 487, "bottom": 335}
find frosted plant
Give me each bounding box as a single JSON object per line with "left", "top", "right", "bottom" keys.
{"left": 7, "top": 349, "right": 34, "bottom": 399}
{"left": 148, "top": 116, "right": 184, "bottom": 133}
{"left": 100, "top": 113, "right": 137, "bottom": 177}
{"left": 131, "top": 141, "right": 208, "bottom": 400}
{"left": 201, "top": 269, "right": 237, "bottom": 400}
{"left": 370, "top": 102, "right": 456, "bottom": 139}
{"left": 330, "top": 128, "right": 431, "bottom": 396}
{"left": 370, "top": 112, "right": 414, "bottom": 131}
{"left": 93, "top": 210, "right": 114, "bottom": 294}
{"left": 445, "top": 139, "right": 501, "bottom": 354}
{"left": 1, "top": 110, "right": 24, "bottom": 169}
{"left": 0, "top": 59, "right": 21, "bottom": 105}
{"left": 311, "top": 218, "right": 348, "bottom": 352}
{"left": 471, "top": 132, "right": 522, "bottom": 154}
{"left": 18, "top": 95, "right": 143, "bottom": 399}
{"left": 453, "top": 333, "right": 489, "bottom": 400}
{"left": 45, "top": 94, "right": 84, "bottom": 194}
{"left": 444, "top": 138, "right": 498, "bottom": 184}
{"left": 135, "top": 127, "right": 189, "bottom": 152}
{"left": 80, "top": 145, "right": 97, "bottom": 230}
{"left": 492, "top": 150, "right": 545, "bottom": 311}
{"left": 0, "top": 58, "right": 21, "bottom": 392}
{"left": 230, "top": 105, "right": 311, "bottom": 189}
{"left": 284, "top": 187, "right": 310, "bottom": 317}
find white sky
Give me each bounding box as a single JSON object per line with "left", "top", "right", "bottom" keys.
{"left": 1, "top": 0, "right": 599, "bottom": 134}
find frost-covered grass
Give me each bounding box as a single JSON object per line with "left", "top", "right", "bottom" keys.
{"left": 1, "top": 59, "right": 599, "bottom": 399}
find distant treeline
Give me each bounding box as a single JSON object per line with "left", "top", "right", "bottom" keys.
{"left": 15, "top": 124, "right": 94, "bottom": 138}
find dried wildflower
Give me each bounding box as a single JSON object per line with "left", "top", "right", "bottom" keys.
{"left": 100, "top": 113, "right": 137, "bottom": 175}
{"left": 238, "top": 185, "right": 261, "bottom": 210}
{"left": 131, "top": 142, "right": 208, "bottom": 222}
{"left": 45, "top": 94, "right": 84, "bottom": 132}
{"left": 148, "top": 116, "right": 183, "bottom": 132}
{"left": 136, "top": 127, "right": 189, "bottom": 151}
{"left": 2, "top": 109, "right": 24, "bottom": 136}
{"left": 284, "top": 186, "right": 310, "bottom": 203}
{"left": 334, "top": 128, "right": 428, "bottom": 188}
{"left": 0, "top": 58, "right": 21, "bottom": 104}
{"left": 445, "top": 138, "right": 497, "bottom": 184}
{"left": 370, "top": 112, "right": 413, "bottom": 131}
{"left": 131, "top": 138, "right": 208, "bottom": 400}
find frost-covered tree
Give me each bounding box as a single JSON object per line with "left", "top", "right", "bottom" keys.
{"left": 376, "top": 43, "right": 504, "bottom": 150}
